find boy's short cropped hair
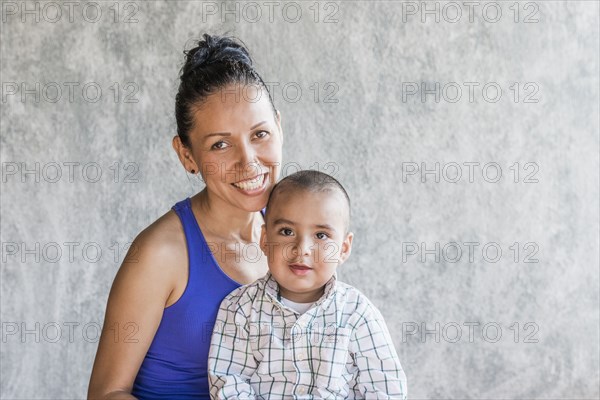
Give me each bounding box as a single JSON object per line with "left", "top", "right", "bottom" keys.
{"left": 265, "top": 170, "right": 351, "bottom": 233}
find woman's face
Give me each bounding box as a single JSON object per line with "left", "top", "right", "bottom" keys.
{"left": 176, "top": 83, "right": 283, "bottom": 212}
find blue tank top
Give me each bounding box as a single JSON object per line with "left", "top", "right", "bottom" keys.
{"left": 132, "top": 197, "right": 264, "bottom": 399}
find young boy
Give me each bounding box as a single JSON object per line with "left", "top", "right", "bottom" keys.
{"left": 208, "top": 170, "right": 407, "bottom": 399}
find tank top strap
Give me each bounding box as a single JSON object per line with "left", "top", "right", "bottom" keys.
{"left": 173, "top": 197, "right": 266, "bottom": 235}
{"left": 171, "top": 197, "right": 196, "bottom": 238}
{"left": 171, "top": 197, "right": 216, "bottom": 295}
{"left": 170, "top": 198, "right": 266, "bottom": 289}
{"left": 172, "top": 197, "right": 205, "bottom": 252}
{"left": 172, "top": 197, "right": 266, "bottom": 240}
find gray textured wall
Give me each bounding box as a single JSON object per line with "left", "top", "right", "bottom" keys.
{"left": 1, "top": 1, "right": 599, "bottom": 398}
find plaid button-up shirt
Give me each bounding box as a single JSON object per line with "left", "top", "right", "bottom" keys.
{"left": 208, "top": 272, "right": 407, "bottom": 399}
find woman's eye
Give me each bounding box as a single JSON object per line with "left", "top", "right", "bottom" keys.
{"left": 211, "top": 141, "right": 228, "bottom": 150}
{"left": 255, "top": 130, "right": 269, "bottom": 139}
{"left": 316, "top": 232, "right": 329, "bottom": 240}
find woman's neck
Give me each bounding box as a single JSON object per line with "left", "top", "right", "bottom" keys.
{"left": 191, "top": 190, "right": 263, "bottom": 243}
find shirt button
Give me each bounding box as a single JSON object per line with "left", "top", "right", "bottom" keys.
{"left": 297, "top": 352, "right": 305, "bottom": 361}
{"left": 297, "top": 387, "right": 306, "bottom": 395}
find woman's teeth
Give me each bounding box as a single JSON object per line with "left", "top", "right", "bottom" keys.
{"left": 232, "top": 174, "right": 265, "bottom": 191}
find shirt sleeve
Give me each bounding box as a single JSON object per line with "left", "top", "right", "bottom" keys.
{"left": 350, "top": 304, "right": 408, "bottom": 399}
{"left": 208, "top": 296, "right": 258, "bottom": 400}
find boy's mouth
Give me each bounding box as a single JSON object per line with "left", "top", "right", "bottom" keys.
{"left": 289, "top": 263, "right": 312, "bottom": 276}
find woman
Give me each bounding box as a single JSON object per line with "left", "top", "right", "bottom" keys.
{"left": 88, "top": 34, "right": 283, "bottom": 399}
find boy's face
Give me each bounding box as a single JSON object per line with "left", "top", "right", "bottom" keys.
{"left": 260, "top": 188, "right": 353, "bottom": 303}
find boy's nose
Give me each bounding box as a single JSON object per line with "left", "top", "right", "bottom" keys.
{"left": 293, "top": 238, "right": 313, "bottom": 257}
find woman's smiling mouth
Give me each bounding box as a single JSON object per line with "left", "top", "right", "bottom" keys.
{"left": 231, "top": 173, "right": 268, "bottom": 193}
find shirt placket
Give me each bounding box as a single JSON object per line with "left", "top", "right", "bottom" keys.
{"left": 291, "top": 312, "right": 313, "bottom": 398}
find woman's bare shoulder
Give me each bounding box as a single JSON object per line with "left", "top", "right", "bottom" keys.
{"left": 122, "top": 208, "right": 187, "bottom": 280}
{"left": 138, "top": 209, "right": 184, "bottom": 247}
{"left": 88, "top": 209, "right": 188, "bottom": 396}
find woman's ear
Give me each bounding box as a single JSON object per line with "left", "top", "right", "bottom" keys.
{"left": 172, "top": 135, "right": 199, "bottom": 174}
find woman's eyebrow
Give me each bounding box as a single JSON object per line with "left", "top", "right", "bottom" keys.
{"left": 202, "top": 121, "right": 268, "bottom": 142}
{"left": 250, "top": 120, "right": 267, "bottom": 129}
{"left": 203, "top": 132, "right": 231, "bottom": 142}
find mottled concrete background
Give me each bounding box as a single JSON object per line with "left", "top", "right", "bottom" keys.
{"left": 1, "top": 1, "right": 598, "bottom": 398}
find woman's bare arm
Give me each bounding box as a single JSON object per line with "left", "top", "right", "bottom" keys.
{"left": 88, "top": 215, "right": 185, "bottom": 399}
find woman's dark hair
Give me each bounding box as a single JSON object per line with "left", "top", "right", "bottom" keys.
{"left": 175, "top": 33, "right": 276, "bottom": 147}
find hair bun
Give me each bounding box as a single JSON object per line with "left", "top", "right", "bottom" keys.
{"left": 182, "top": 34, "right": 253, "bottom": 78}
{"left": 175, "top": 33, "right": 276, "bottom": 147}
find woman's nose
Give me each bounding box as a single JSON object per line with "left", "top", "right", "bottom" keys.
{"left": 235, "top": 143, "right": 259, "bottom": 178}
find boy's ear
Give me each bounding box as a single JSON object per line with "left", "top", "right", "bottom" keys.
{"left": 337, "top": 232, "right": 354, "bottom": 266}
{"left": 259, "top": 224, "right": 267, "bottom": 256}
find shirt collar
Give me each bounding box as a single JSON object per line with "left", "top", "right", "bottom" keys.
{"left": 262, "top": 271, "right": 338, "bottom": 310}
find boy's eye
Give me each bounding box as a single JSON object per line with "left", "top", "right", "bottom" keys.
{"left": 279, "top": 228, "right": 294, "bottom": 236}
{"left": 211, "top": 141, "right": 228, "bottom": 150}
{"left": 316, "top": 232, "right": 329, "bottom": 240}
{"left": 255, "top": 130, "right": 269, "bottom": 139}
